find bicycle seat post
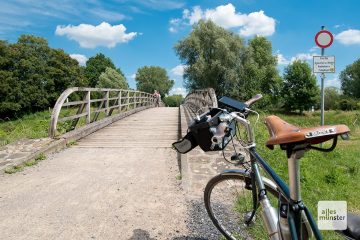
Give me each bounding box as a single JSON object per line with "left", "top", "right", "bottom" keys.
{"left": 286, "top": 143, "right": 308, "bottom": 239}
{"left": 287, "top": 146, "right": 306, "bottom": 202}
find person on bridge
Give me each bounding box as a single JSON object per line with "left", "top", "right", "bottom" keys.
{"left": 153, "top": 90, "right": 161, "bottom": 107}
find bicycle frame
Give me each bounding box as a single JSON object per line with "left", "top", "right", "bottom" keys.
{"left": 233, "top": 114, "right": 323, "bottom": 240}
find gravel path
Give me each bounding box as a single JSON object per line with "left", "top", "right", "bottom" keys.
{"left": 0, "top": 108, "right": 221, "bottom": 240}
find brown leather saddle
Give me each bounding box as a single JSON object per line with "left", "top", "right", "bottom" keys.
{"left": 264, "top": 115, "right": 350, "bottom": 150}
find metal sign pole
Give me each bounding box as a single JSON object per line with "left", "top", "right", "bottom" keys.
{"left": 320, "top": 26, "right": 325, "bottom": 126}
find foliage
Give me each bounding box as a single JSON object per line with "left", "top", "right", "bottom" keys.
{"left": 248, "top": 110, "right": 360, "bottom": 239}
{"left": 85, "top": 53, "right": 125, "bottom": 87}
{"left": 282, "top": 60, "right": 319, "bottom": 113}
{"left": 96, "top": 67, "right": 129, "bottom": 89}
{"left": 135, "top": 66, "right": 174, "bottom": 97}
{"left": 174, "top": 21, "right": 281, "bottom": 108}
{"left": 324, "top": 87, "right": 340, "bottom": 110}
{"left": 174, "top": 20, "right": 245, "bottom": 98}
{"left": 338, "top": 98, "right": 359, "bottom": 111}
{"left": 0, "top": 110, "right": 50, "bottom": 146}
{"left": 239, "top": 36, "right": 282, "bottom": 107}
{"left": 163, "top": 94, "right": 183, "bottom": 107}
{"left": 0, "top": 35, "right": 87, "bottom": 118}
{"left": 340, "top": 58, "right": 360, "bottom": 98}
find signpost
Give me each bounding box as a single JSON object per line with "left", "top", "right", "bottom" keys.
{"left": 314, "top": 26, "right": 334, "bottom": 127}
{"left": 313, "top": 56, "right": 335, "bottom": 73}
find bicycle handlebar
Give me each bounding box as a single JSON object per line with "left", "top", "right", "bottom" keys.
{"left": 245, "top": 94, "right": 263, "bottom": 107}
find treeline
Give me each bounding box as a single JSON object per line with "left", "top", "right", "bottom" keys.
{"left": 0, "top": 35, "right": 126, "bottom": 118}
{"left": 0, "top": 35, "right": 175, "bottom": 118}
{"left": 175, "top": 20, "right": 360, "bottom": 113}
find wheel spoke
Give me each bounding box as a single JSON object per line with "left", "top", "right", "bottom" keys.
{"left": 205, "top": 173, "right": 282, "bottom": 240}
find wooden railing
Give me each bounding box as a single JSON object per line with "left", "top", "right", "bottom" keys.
{"left": 49, "top": 87, "right": 157, "bottom": 138}
{"left": 183, "top": 88, "right": 217, "bottom": 116}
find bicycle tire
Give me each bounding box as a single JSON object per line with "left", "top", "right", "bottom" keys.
{"left": 204, "top": 171, "right": 285, "bottom": 240}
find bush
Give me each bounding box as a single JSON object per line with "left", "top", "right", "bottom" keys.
{"left": 337, "top": 98, "right": 359, "bottom": 111}
{"left": 163, "top": 95, "right": 183, "bottom": 107}
{"left": 0, "top": 35, "right": 87, "bottom": 118}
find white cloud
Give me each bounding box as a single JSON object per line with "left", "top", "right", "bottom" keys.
{"left": 238, "top": 11, "right": 275, "bottom": 37}
{"left": 185, "top": 6, "right": 203, "bottom": 25}
{"left": 290, "top": 53, "right": 317, "bottom": 62}
{"left": 55, "top": 22, "right": 137, "bottom": 48}
{"left": 335, "top": 29, "right": 360, "bottom": 45}
{"left": 170, "top": 64, "right": 186, "bottom": 76}
{"left": 309, "top": 46, "right": 319, "bottom": 53}
{"left": 130, "top": 73, "right": 136, "bottom": 79}
{"left": 170, "top": 87, "right": 187, "bottom": 97}
{"left": 169, "top": 4, "right": 276, "bottom": 37}
{"left": 325, "top": 76, "right": 341, "bottom": 88}
{"left": 69, "top": 54, "right": 88, "bottom": 66}
{"left": 277, "top": 54, "right": 290, "bottom": 65}
{"left": 0, "top": 1, "right": 132, "bottom": 35}
{"left": 169, "top": 27, "right": 177, "bottom": 33}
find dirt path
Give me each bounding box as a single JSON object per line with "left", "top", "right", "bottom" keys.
{"left": 0, "top": 108, "right": 194, "bottom": 240}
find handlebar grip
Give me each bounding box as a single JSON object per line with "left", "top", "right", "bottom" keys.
{"left": 245, "top": 94, "right": 263, "bottom": 106}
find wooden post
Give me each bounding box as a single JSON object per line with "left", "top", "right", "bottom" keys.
{"left": 86, "top": 91, "right": 91, "bottom": 124}
{"left": 118, "top": 90, "right": 122, "bottom": 112}
{"left": 136, "top": 92, "right": 139, "bottom": 108}
{"left": 126, "top": 91, "right": 130, "bottom": 111}
{"left": 71, "top": 93, "right": 87, "bottom": 129}
{"left": 105, "top": 91, "right": 109, "bottom": 116}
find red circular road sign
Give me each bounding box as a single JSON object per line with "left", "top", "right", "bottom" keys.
{"left": 315, "top": 30, "right": 333, "bottom": 48}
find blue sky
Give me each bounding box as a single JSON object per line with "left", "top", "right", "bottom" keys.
{"left": 1, "top": 0, "right": 360, "bottom": 96}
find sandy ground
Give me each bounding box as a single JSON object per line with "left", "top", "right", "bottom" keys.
{"left": 0, "top": 108, "right": 191, "bottom": 240}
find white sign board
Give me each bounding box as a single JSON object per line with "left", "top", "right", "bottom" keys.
{"left": 313, "top": 56, "right": 335, "bottom": 73}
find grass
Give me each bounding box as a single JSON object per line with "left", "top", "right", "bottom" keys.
{"left": 0, "top": 110, "right": 51, "bottom": 146}
{"left": 0, "top": 105, "right": 131, "bottom": 146}
{"left": 4, "top": 165, "right": 24, "bottom": 174}
{"left": 1, "top": 108, "right": 359, "bottom": 238}
{"left": 4, "top": 153, "right": 47, "bottom": 174}
{"left": 234, "top": 110, "right": 360, "bottom": 239}
{"left": 66, "top": 140, "right": 78, "bottom": 147}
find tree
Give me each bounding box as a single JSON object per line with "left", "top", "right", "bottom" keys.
{"left": 340, "top": 58, "right": 360, "bottom": 98}
{"left": 174, "top": 20, "right": 245, "bottom": 98}
{"left": 0, "top": 35, "right": 87, "bottom": 117}
{"left": 324, "top": 87, "right": 340, "bottom": 110}
{"left": 96, "top": 67, "right": 129, "bottom": 89}
{"left": 163, "top": 95, "right": 184, "bottom": 107}
{"left": 45, "top": 48, "right": 88, "bottom": 104}
{"left": 174, "top": 21, "right": 281, "bottom": 107}
{"left": 85, "top": 53, "right": 124, "bottom": 87}
{"left": 135, "top": 66, "right": 174, "bottom": 97}
{"left": 0, "top": 41, "right": 22, "bottom": 116}
{"left": 239, "top": 36, "right": 282, "bottom": 106}
{"left": 282, "top": 60, "right": 319, "bottom": 113}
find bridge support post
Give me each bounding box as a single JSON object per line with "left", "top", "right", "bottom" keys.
{"left": 118, "top": 91, "right": 122, "bottom": 112}
{"left": 105, "top": 91, "right": 110, "bottom": 116}
{"left": 86, "top": 91, "right": 91, "bottom": 124}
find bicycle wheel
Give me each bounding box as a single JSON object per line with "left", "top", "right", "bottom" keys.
{"left": 204, "top": 171, "right": 283, "bottom": 240}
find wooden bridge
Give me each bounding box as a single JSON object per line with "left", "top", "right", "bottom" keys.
{"left": 0, "top": 88, "right": 226, "bottom": 240}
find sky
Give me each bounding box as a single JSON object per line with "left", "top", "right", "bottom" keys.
{"left": 1, "top": 0, "right": 360, "bottom": 97}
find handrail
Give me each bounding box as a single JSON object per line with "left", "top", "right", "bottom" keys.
{"left": 49, "top": 87, "right": 157, "bottom": 138}
{"left": 183, "top": 88, "right": 217, "bottom": 115}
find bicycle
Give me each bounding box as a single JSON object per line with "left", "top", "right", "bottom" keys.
{"left": 173, "top": 94, "right": 360, "bottom": 240}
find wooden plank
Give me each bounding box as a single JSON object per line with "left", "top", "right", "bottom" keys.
{"left": 62, "top": 100, "right": 87, "bottom": 107}
{"left": 58, "top": 112, "right": 88, "bottom": 122}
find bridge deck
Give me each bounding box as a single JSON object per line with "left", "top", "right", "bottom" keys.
{"left": 0, "top": 108, "right": 192, "bottom": 239}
